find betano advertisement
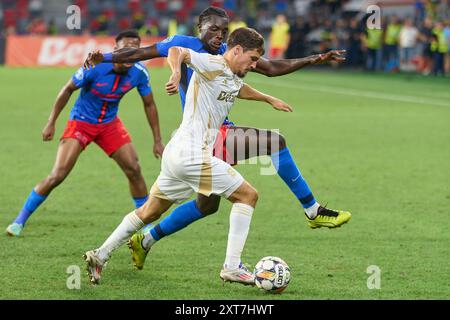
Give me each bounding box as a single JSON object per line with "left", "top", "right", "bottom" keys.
{"left": 6, "top": 35, "right": 165, "bottom": 67}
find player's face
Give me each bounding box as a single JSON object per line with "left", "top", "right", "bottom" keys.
{"left": 114, "top": 37, "right": 141, "bottom": 72}
{"left": 198, "top": 15, "right": 229, "bottom": 53}
{"left": 233, "top": 47, "right": 261, "bottom": 78}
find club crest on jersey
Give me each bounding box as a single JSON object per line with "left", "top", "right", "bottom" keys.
{"left": 217, "top": 90, "right": 238, "bottom": 103}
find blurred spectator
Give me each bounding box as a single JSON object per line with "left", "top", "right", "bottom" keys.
{"left": 431, "top": 21, "right": 448, "bottom": 76}
{"left": 229, "top": 15, "right": 247, "bottom": 34}
{"left": 269, "top": 14, "right": 290, "bottom": 59}
{"left": 47, "top": 19, "right": 57, "bottom": 35}
{"left": 294, "top": 0, "right": 312, "bottom": 17}
{"left": 418, "top": 18, "right": 434, "bottom": 74}
{"left": 346, "top": 17, "right": 363, "bottom": 68}
{"left": 28, "top": 0, "right": 43, "bottom": 19}
{"left": 415, "top": 0, "right": 425, "bottom": 24}
{"left": 399, "top": 18, "right": 419, "bottom": 71}
{"left": 362, "top": 26, "right": 383, "bottom": 71}
{"left": 286, "top": 16, "right": 309, "bottom": 58}
{"left": 383, "top": 15, "right": 401, "bottom": 72}
{"left": 445, "top": 20, "right": 450, "bottom": 73}
{"left": 425, "top": 0, "right": 438, "bottom": 21}
{"left": 27, "top": 17, "right": 47, "bottom": 35}
{"left": 436, "top": 0, "right": 450, "bottom": 22}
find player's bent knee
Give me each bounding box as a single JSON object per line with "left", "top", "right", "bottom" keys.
{"left": 125, "top": 164, "right": 143, "bottom": 181}
{"left": 242, "top": 184, "right": 259, "bottom": 207}
{"left": 46, "top": 169, "right": 70, "bottom": 187}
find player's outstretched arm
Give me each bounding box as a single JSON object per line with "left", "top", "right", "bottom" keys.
{"left": 238, "top": 84, "right": 293, "bottom": 112}
{"left": 83, "top": 45, "right": 161, "bottom": 69}
{"left": 253, "top": 50, "right": 346, "bottom": 77}
{"left": 141, "top": 93, "right": 164, "bottom": 158}
{"left": 42, "top": 79, "right": 79, "bottom": 141}
{"left": 165, "top": 47, "right": 191, "bottom": 95}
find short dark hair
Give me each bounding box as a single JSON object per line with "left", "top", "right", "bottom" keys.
{"left": 226, "top": 27, "right": 265, "bottom": 55}
{"left": 198, "top": 6, "right": 229, "bottom": 26}
{"left": 115, "top": 29, "right": 141, "bottom": 43}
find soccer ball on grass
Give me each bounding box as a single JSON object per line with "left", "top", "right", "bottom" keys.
{"left": 253, "top": 256, "right": 291, "bottom": 293}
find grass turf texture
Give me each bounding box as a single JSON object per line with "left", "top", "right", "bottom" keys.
{"left": 0, "top": 67, "right": 449, "bottom": 299}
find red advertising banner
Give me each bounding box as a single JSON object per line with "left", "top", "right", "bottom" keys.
{"left": 6, "top": 35, "right": 165, "bottom": 67}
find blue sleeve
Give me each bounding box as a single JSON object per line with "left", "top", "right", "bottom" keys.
{"left": 155, "top": 35, "right": 192, "bottom": 57}
{"left": 71, "top": 67, "right": 94, "bottom": 88}
{"left": 137, "top": 67, "right": 152, "bottom": 97}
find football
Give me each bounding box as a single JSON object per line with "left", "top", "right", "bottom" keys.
{"left": 253, "top": 256, "right": 291, "bottom": 293}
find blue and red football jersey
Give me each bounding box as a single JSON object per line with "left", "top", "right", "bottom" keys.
{"left": 70, "top": 62, "right": 152, "bottom": 124}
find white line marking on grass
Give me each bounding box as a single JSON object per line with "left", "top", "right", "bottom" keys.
{"left": 249, "top": 78, "right": 450, "bottom": 108}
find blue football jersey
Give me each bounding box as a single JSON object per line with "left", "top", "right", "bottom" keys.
{"left": 156, "top": 35, "right": 227, "bottom": 110}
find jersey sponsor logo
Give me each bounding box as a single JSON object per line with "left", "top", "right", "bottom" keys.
{"left": 95, "top": 82, "right": 108, "bottom": 87}
{"left": 217, "top": 90, "right": 239, "bottom": 103}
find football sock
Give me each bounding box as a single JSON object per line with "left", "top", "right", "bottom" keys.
{"left": 148, "top": 200, "right": 203, "bottom": 241}
{"left": 271, "top": 147, "right": 317, "bottom": 209}
{"left": 14, "top": 189, "right": 48, "bottom": 226}
{"left": 305, "top": 202, "right": 320, "bottom": 219}
{"left": 142, "top": 232, "right": 156, "bottom": 249}
{"left": 97, "top": 211, "right": 144, "bottom": 261}
{"left": 133, "top": 195, "right": 149, "bottom": 209}
{"left": 224, "top": 203, "right": 254, "bottom": 270}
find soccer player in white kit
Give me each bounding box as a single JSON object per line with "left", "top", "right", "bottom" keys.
{"left": 84, "top": 27, "right": 293, "bottom": 285}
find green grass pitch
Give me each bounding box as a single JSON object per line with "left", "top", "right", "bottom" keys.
{"left": 0, "top": 67, "right": 449, "bottom": 299}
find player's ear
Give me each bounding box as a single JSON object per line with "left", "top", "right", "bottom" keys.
{"left": 234, "top": 45, "right": 241, "bottom": 56}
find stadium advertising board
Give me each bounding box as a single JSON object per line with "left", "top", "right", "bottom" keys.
{"left": 5, "top": 35, "right": 165, "bottom": 67}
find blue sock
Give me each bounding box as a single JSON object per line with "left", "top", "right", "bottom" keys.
{"left": 271, "top": 148, "right": 316, "bottom": 209}
{"left": 149, "top": 200, "right": 203, "bottom": 241}
{"left": 14, "top": 189, "right": 48, "bottom": 226}
{"left": 133, "top": 195, "right": 149, "bottom": 209}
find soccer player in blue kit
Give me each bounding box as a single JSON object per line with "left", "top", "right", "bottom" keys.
{"left": 6, "top": 30, "right": 164, "bottom": 237}
{"left": 84, "top": 7, "right": 351, "bottom": 270}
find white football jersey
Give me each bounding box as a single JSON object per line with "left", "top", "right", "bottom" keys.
{"left": 171, "top": 49, "right": 244, "bottom": 153}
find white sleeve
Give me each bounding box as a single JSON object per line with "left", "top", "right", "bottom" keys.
{"left": 187, "top": 49, "right": 224, "bottom": 81}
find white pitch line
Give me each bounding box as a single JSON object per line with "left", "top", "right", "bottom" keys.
{"left": 249, "top": 78, "right": 450, "bottom": 108}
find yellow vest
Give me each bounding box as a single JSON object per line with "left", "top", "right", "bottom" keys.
{"left": 432, "top": 29, "right": 448, "bottom": 53}
{"left": 270, "top": 22, "right": 290, "bottom": 49}
{"left": 366, "top": 28, "right": 383, "bottom": 49}
{"left": 385, "top": 24, "right": 401, "bottom": 45}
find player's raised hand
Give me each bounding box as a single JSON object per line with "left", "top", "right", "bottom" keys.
{"left": 83, "top": 50, "right": 104, "bottom": 69}
{"left": 153, "top": 141, "right": 165, "bottom": 159}
{"left": 166, "top": 72, "right": 181, "bottom": 95}
{"left": 270, "top": 98, "right": 293, "bottom": 112}
{"left": 42, "top": 122, "right": 56, "bottom": 141}
{"left": 312, "top": 50, "right": 346, "bottom": 64}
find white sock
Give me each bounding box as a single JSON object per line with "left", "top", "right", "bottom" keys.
{"left": 97, "top": 211, "right": 145, "bottom": 261}
{"left": 224, "top": 203, "right": 254, "bottom": 270}
{"left": 305, "top": 202, "right": 320, "bottom": 219}
{"left": 142, "top": 232, "right": 156, "bottom": 249}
